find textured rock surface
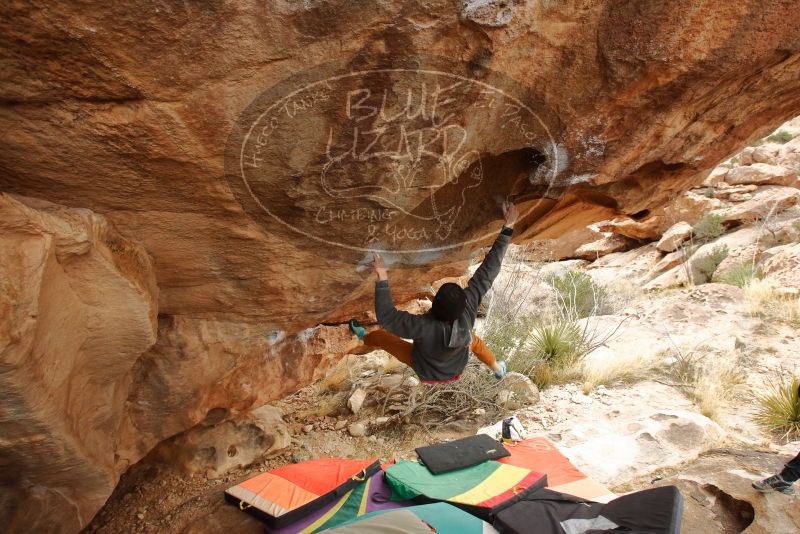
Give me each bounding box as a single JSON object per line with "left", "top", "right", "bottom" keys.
{"left": 3, "top": 1, "right": 800, "bottom": 532}
{"left": 656, "top": 221, "right": 694, "bottom": 252}
{"left": 151, "top": 405, "right": 291, "bottom": 478}
{"left": 0, "top": 194, "right": 356, "bottom": 531}
{"left": 725, "top": 163, "right": 797, "bottom": 186}
{"left": 656, "top": 449, "right": 800, "bottom": 534}
{"left": 3, "top": 1, "right": 800, "bottom": 328}
{"left": 0, "top": 194, "right": 158, "bottom": 532}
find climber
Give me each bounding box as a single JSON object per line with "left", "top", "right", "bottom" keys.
{"left": 752, "top": 449, "right": 799, "bottom": 495}
{"left": 349, "top": 201, "right": 518, "bottom": 384}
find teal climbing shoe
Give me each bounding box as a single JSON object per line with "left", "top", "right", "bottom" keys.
{"left": 494, "top": 360, "right": 507, "bottom": 380}
{"left": 349, "top": 319, "right": 367, "bottom": 341}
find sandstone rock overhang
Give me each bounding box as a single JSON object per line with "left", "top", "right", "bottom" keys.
{"left": 2, "top": 1, "right": 800, "bottom": 532}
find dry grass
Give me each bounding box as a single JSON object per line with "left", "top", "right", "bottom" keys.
{"left": 743, "top": 278, "right": 779, "bottom": 316}
{"left": 743, "top": 279, "right": 800, "bottom": 328}
{"left": 660, "top": 343, "right": 745, "bottom": 420}
{"left": 582, "top": 352, "right": 656, "bottom": 394}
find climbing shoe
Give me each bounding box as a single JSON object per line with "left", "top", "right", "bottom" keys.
{"left": 494, "top": 360, "right": 507, "bottom": 380}
{"left": 349, "top": 319, "right": 367, "bottom": 341}
{"left": 752, "top": 474, "right": 795, "bottom": 495}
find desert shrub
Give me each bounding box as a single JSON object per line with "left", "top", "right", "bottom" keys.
{"left": 662, "top": 344, "right": 745, "bottom": 420}
{"left": 704, "top": 186, "right": 715, "bottom": 199}
{"left": 743, "top": 278, "right": 778, "bottom": 316}
{"left": 730, "top": 156, "right": 740, "bottom": 165}
{"left": 766, "top": 130, "right": 794, "bottom": 144}
{"left": 547, "top": 269, "right": 609, "bottom": 319}
{"left": 716, "top": 262, "right": 765, "bottom": 288}
{"left": 753, "top": 373, "right": 800, "bottom": 440}
{"left": 692, "top": 244, "right": 729, "bottom": 282}
{"left": 749, "top": 137, "right": 764, "bottom": 147}
{"left": 582, "top": 352, "right": 656, "bottom": 393}
{"left": 693, "top": 213, "right": 726, "bottom": 241}
{"left": 780, "top": 297, "right": 800, "bottom": 327}
{"left": 481, "top": 314, "right": 535, "bottom": 361}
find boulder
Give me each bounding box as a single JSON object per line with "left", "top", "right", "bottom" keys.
{"left": 701, "top": 166, "right": 728, "bottom": 187}
{"left": 724, "top": 163, "right": 797, "bottom": 186}
{"left": 655, "top": 449, "right": 800, "bottom": 534}
{"left": 710, "top": 186, "right": 800, "bottom": 223}
{"left": 656, "top": 221, "right": 694, "bottom": 252}
{"left": 761, "top": 242, "right": 800, "bottom": 289}
{"left": 751, "top": 143, "right": 782, "bottom": 164}
{"left": 151, "top": 406, "right": 290, "bottom": 478}
{"left": 737, "top": 146, "right": 756, "bottom": 166}
{"left": 532, "top": 382, "right": 724, "bottom": 487}
{"left": 496, "top": 372, "right": 540, "bottom": 410}
{"left": 598, "top": 191, "right": 727, "bottom": 241}
{"left": 573, "top": 234, "right": 636, "bottom": 260}
{"left": 4, "top": 1, "right": 800, "bottom": 531}
{"left": 0, "top": 194, "right": 158, "bottom": 533}
{"left": 585, "top": 243, "right": 662, "bottom": 286}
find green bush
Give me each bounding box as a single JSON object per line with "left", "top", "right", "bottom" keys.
{"left": 766, "top": 130, "right": 794, "bottom": 144}
{"left": 754, "top": 374, "right": 800, "bottom": 440}
{"left": 749, "top": 137, "right": 764, "bottom": 147}
{"left": 716, "top": 262, "right": 765, "bottom": 288}
{"left": 692, "top": 244, "right": 729, "bottom": 283}
{"left": 547, "top": 270, "right": 609, "bottom": 319}
{"left": 482, "top": 315, "right": 534, "bottom": 361}
{"left": 704, "top": 186, "right": 715, "bottom": 199}
{"left": 693, "top": 213, "right": 726, "bottom": 241}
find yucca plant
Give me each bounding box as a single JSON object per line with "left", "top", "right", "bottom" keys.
{"left": 529, "top": 320, "right": 582, "bottom": 368}
{"left": 753, "top": 374, "right": 800, "bottom": 440}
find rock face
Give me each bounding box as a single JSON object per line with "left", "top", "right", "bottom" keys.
{"left": 0, "top": 194, "right": 158, "bottom": 532}
{"left": 725, "top": 163, "right": 797, "bottom": 186}
{"left": 0, "top": 192, "right": 357, "bottom": 532}
{"left": 656, "top": 449, "right": 800, "bottom": 534}
{"left": 151, "top": 405, "right": 291, "bottom": 479}
{"left": 656, "top": 221, "right": 694, "bottom": 252}
{"left": 3, "top": 2, "right": 800, "bottom": 532}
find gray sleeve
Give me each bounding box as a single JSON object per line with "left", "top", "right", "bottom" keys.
{"left": 374, "top": 280, "right": 427, "bottom": 339}
{"left": 464, "top": 230, "right": 512, "bottom": 317}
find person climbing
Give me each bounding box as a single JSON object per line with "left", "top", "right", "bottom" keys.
{"left": 349, "top": 201, "right": 518, "bottom": 384}
{"left": 752, "top": 451, "right": 799, "bottom": 495}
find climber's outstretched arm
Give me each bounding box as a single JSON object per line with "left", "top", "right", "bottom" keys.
{"left": 372, "top": 253, "right": 427, "bottom": 339}
{"left": 464, "top": 201, "right": 518, "bottom": 317}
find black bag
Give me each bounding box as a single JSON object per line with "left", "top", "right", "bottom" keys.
{"left": 415, "top": 434, "right": 510, "bottom": 475}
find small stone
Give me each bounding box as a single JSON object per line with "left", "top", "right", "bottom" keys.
{"left": 347, "top": 388, "right": 367, "bottom": 415}
{"left": 335, "top": 419, "right": 348, "bottom": 430}
{"left": 348, "top": 422, "right": 367, "bottom": 437}
{"left": 137, "top": 513, "right": 145, "bottom": 520}
{"left": 472, "top": 408, "right": 486, "bottom": 416}
{"left": 302, "top": 424, "right": 314, "bottom": 433}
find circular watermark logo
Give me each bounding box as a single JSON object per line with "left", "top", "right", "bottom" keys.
{"left": 225, "top": 57, "right": 561, "bottom": 264}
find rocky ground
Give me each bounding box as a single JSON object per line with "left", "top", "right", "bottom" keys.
{"left": 84, "top": 124, "right": 800, "bottom": 533}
